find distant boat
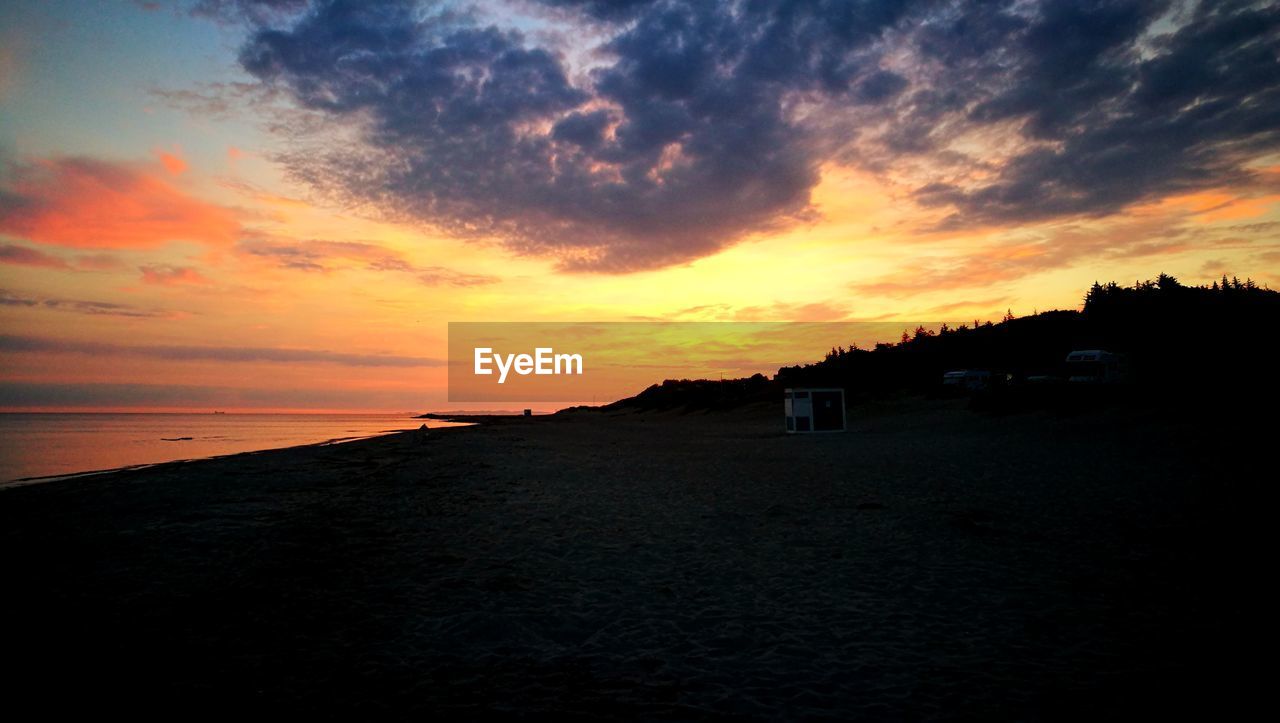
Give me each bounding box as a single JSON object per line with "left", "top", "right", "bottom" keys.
{"left": 213, "top": 411, "right": 226, "bottom": 415}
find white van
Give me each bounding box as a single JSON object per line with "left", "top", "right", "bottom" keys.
{"left": 1064, "top": 350, "right": 1128, "bottom": 384}
{"left": 942, "top": 369, "right": 992, "bottom": 391}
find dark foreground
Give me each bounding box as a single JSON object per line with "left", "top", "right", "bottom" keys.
{"left": 0, "top": 399, "right": 1265, "bottom": 719}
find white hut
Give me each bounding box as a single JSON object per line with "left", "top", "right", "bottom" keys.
{"left": 784, "top": 388, "right": 846, "bottom": 433}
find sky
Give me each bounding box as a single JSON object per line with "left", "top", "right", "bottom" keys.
{"left": 1, "top": 0, "right": 1277, "bottom": 412}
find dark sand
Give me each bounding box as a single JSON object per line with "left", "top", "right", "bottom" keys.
{"left": 0, "top": 400, "right": 1263, "bottom": 719}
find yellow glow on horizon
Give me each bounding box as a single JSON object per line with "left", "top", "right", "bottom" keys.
{"left": 5, "top": 153, "right": 1278, "bottom": 412}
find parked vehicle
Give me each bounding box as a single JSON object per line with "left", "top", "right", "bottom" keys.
{"left": 942, "top": 369, "right": 993, "bottom": 391}
{"left": 1064, "top": 350, "right": 1128, "bottom": 384}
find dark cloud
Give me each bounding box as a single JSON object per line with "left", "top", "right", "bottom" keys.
{"left": 235, "top": 0, "right": 923, "bottom": 271}
{"left": 0, "top": 381, "right": 436, "bottom": 410}
{"left": 73, "top": 253, "right": 127, "bottom": 271}
{"left": 0, "top": 244, "right": 126, "bottom": 271}
{"left": 0, "top": 243, "right": 70, "bottom": 269}
{"left": 535, "top": 0, "right": 657, "bottom": 23}
{"left": 551, "top": 109, "right": 610, "bottom": 150}
{"left": 240, "top": 237, "right": 392, "bottom": 272}
{"left": 0, "top": 334, "right": 443, "bottom": 367}
{"left": 238, "top": 236, "right": 499, "bottom": 285}
{"left": 0, "top": 289, "right": 176, "bottom": 318}
{"left": 901, "top": 0, "right": 1280, "bottom": 227}
{"left": 0, "top": 291, "right": 39, "bottom": 307}
{"left": 228, "top": 0, "right": 1280, "bottom": 269}
{"left": 855, "top": 70, "right": 909, "bottom": 103}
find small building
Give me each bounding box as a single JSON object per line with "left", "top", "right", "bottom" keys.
{"left": 1064, "top": 350, "right": 1128, "bottom": 384}
{"left": 784, "top": 388, "right": 846, "bottom": 433}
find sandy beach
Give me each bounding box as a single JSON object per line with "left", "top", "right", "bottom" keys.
{"left": 0, "top": 399, "right": 1261, "bottom": 719}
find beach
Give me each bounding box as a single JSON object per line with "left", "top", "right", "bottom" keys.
{"left": 0, "top": 399, "right": 1259, "bottom": 719}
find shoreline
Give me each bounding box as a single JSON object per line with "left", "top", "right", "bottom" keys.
{"left": 1, "top": 426, "right": 479, "bottom": 490}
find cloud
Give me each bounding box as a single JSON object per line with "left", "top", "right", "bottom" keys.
{"left": 0, "top": 380, "right": 435, "bottom": 411}
{"left": 0, "top": 289, "right": 176, "bottom": 318}
{"left": 0, "top": 156, "right": 241, "bottom": 249}
{"left": 139, "top": 264, "right": 212, "bottom": 285}
{"left": 73, "top": 253, "right": 127, "bottom": 271}
{"left": 0, "top": 333, "right": 443, "bottom": 367}
{"left": 221, "top": 0, "right": 1280, "bottom": 272}
{"left": 0, "top": 243, "right": 70, "bottom": 269}
{"left": 147, "top": 80, "right": 276, "bottom": 119}
{"left": 238, "top": 237, "right": 378, "bottom": 272}
{"left": 414, "top": 266, "right": 498, "bottom": 287}
{"left": 1199, "top": 258, "right": 1234, "bottom": 277}
{"left": 667, "top": 300, "right": 854, "bottom": 322}
{"left": 849, "top": 218, "right": 1196, "bottom": 298}
{"left": 0, "top": 244, "right": 130, "bottom": 272}
{"left": 535, "top": 0, "right": 657, "bottom": 22}
{"left": 238, "top": 236, "right": 498, "bottom": 285}
{"left": 156, "top": 149, "right": 188, "bottom": 175}
{"left": 896, "top": 1, "right": 1280, "bottom": 228}
{"left": 916, "top": 297, "right": 1013, "bottom": 316}
{"left": 854, "top": 70, "right": 909, "bottom": 103}
{"left": 190, "top": 0, "right": 311, "bottom": 25}
{"left": 234, "top": 0, "right": 922, "bottom": 271}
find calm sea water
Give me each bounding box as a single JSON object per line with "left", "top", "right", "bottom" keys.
{"left": 0, "top": 413, "right": 473, "bottom": 484}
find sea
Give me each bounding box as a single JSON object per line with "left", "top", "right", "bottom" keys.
{"left": 0, "top": 413, "right": 474, "bottom": 484}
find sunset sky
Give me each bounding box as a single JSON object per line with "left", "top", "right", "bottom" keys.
{"left": 1, "top": 0, "right": 1278, "bottom": 411}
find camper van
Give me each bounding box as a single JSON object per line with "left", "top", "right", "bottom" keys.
{"left": 942, "top": 369, "right": 992, "bottom": 391}
{"left": 1064, "top": 350, "right": 1128, "bottom": 384}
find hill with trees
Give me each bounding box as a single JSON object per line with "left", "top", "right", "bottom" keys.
{"left": 604, "top": 274, "right": 1279, "bottom": 411}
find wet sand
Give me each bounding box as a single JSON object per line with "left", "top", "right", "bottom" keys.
{"left": 0, "top": 399, "right": 1261, "bottom": 719}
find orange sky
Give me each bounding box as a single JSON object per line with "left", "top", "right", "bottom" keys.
{"left": 1, "top": 1, "right": 1278, "bottom": 411}
{"left": 3, "top": 153, "right": 1275, "bottom": 412}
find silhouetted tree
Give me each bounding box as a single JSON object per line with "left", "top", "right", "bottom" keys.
{"left": 617, "top": 274, "right": 1279, "bottom": 412}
